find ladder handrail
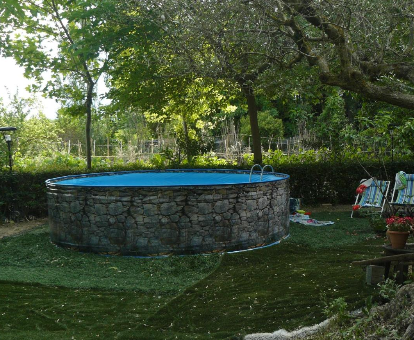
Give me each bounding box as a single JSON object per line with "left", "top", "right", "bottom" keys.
{"left": 249, "top": 164, "right": 275, "bottom": 182}
{"left": 249, "top": 164, "right": 263, "bottom": 182}
{"left": 261, "top": 165, "right": 275, "bottom": 181}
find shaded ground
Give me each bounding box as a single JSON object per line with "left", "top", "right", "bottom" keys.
{"left": 0, "top": 208, "right": 382, "bottom": 339}
{"left": 0, "top": 217, "right": 48, "bottom": 239}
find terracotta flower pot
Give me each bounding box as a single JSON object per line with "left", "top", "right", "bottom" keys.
{"left": 387, "top": 230, "right": 410, "bottom": 249}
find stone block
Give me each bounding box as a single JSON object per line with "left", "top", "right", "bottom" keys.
{"left": 108, "top": 202, "right": 124, "bottom": 216}
{"left": 179, "top": 216, "right": 190, "bottom": 224}
{"left": 246, "top": 200, "right": 257, "bottom": 211}
{"left": 70, "top": 201, "right": 82, "bottom": 213}
{"left": 366, "top": 265, "right": 385, "bottom": 285}
{"left": 214, "top": 200, "right": 229, "bottom": 214}
{"left": 184, "top": 206, "right": 197, "bottom": 215}
{"left": 143, "top": 204, "right": 157, "bottom": 216}
{"left": 160, "top": 217, "right": 170, "bottom": 224}
{"left": 258, "top": 197, "right": 268, "bottom": 210}
{"left": 130, "top": 206, "right": 143, "bottom": 215}
{"left": 144, "top": 216, "right": 159, "bottom": 224}
{"left": 191, "top": 236, "right": 203, "bottom": 247}
{"left": 117, "top": 215, "right": 126, "bottom": 223}
{"left": 160, "top": 202, "right": 179, "bottom": 215}
{"left": 198, "top": 202, "right": 212, "bottom": 215}
{"left": 170, "top": 215, "right": 180, "bottom": 223}
{"left": 109, "top": 229, "right": 125, "bottom": 245}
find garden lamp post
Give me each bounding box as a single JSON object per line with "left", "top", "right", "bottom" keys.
{"left": 0, "top": 127, "right": 17, "bottom": 173}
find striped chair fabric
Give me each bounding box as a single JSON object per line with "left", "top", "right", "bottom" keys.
{"left": 391, "top": 173, "right": 414, "bottom": 205}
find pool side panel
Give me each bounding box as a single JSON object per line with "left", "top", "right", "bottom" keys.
{"left": 47, "top": 174, "right": 290, "bottom": 256}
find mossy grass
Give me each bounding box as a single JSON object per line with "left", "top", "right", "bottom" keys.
{"left": 0, "top": 225, "right": 222, "bottom": 292}
{"left": 0, "top": 211, "right": 389, "bottom": 339}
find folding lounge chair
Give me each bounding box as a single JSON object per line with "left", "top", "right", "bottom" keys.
{"left": 390, "top": 173, "right": 414, "bottom": 209}
{"left": 351, "top": 178, "right": 390, "bottom": 217}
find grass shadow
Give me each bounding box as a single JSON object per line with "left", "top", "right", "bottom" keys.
{"left": 0, "top": 211, "right": 388, "bottom": 339}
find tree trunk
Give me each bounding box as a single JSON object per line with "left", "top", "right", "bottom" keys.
{"left": 242, "top": 85, "right": 262, "bottom": 164}
{"left": 85, "top": 81, "right": 93, "bottom": 169}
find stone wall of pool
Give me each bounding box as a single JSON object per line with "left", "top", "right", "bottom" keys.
{"left": 46, "top": 170, "right": 290, "bottom": 256}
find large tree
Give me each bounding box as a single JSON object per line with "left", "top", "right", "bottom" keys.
{"left": 252, "top": 0, "right": 414, "bottom": 110}
{"left": 6, "top": 0, "right": 122, "bottom": 168}
{"left": 115, "top": 0, "right": 294, "bottom": 164}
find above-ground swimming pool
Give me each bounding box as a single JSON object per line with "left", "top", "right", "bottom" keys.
{"left": 46, "top": 169, "right": 290, "bottom": 256}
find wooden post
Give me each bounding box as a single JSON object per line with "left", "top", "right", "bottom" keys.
{"left": 68, "top": 140, "right": 71, "bottom": 155}
{"left": 107, "top": 136, "right": 110, "bottom": 157}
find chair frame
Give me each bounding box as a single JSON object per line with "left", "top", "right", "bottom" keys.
{"left": 351, "top": 178, "right": 390, "bottom": 218}
{"left": 390, "top": 173, "right": 414, "bottom": 215}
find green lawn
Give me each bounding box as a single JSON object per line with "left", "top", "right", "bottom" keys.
{"left": 0, "top": 211, "right": 387, "bottom": 339}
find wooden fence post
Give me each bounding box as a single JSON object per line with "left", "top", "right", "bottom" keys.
{"left": 107, "top": 137, "right": 110, "bottom": 157}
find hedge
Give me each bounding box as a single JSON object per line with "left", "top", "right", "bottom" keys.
{"left": 277, "top": 160, "right": 412, "bottom": 205}
{"left": 0, "top": 160, "right": 412, "bottom": 220}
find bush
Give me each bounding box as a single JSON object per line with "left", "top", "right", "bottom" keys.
{"left": 275, "top": 159, "right": 414, "bottom": 205}
{"left": 2, "top": 157, "right": 414, "bottom": 220}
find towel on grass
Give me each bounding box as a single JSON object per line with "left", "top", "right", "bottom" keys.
{"left": 290, "top": 214, "right": 334, "bottom": 226}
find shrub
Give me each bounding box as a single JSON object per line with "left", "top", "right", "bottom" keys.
{"left": 3, "top": 157, "right": 414, "bottom": 220}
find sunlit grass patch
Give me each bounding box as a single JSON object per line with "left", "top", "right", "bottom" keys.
{"left": 0, "top": 225, "right": 222, "bottom": 293}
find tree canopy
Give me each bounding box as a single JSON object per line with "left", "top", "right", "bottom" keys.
{"left": 5, "top": 0, "right": 125, "bottom": 168}
{"left": 2, "top": 0, "right": 414, "bottom": 166}
{"left": 252, "top": 0, "right": 414, "bottom": 109}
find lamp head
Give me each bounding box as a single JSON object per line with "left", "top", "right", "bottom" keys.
{"left": 0, "top": 127, "right": 17, "bottom": 132}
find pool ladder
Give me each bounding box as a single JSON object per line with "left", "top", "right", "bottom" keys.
{"left": 249, "top": 164, "right": 275, "bottom": 182}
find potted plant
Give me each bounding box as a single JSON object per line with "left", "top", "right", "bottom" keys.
{"left": 386, "top": 216, "right": 414, "bottom": 249}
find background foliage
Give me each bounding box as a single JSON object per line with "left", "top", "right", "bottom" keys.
{"left": 0, "top": 156, "right": 411, "bottom": 221}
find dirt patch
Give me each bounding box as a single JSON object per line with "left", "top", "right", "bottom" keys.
{"left": 0, "top": 217, "right": 48, "bottom": 240}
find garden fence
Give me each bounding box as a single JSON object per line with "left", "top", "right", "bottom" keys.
{"left": 10, "top": 133, "right": 406, "bottom": 163}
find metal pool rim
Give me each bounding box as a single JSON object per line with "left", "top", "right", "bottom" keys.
{"left": 45, "top": 168, "right": 290, "bottom": 188}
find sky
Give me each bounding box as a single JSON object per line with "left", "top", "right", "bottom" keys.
{"left": 0, "top": 56, "right": 60, "bottom": 120}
